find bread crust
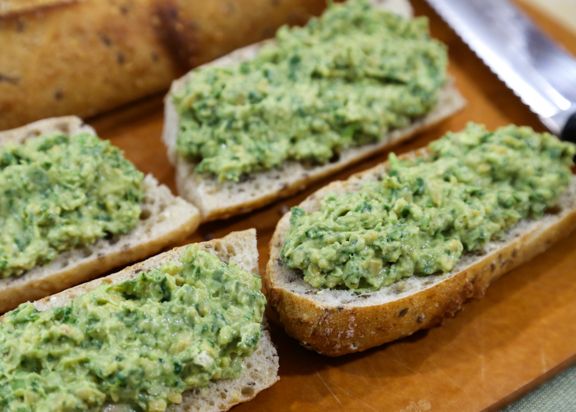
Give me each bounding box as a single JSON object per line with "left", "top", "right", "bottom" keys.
{"left": 0, "top": 0, "right": 78, "bottom": 19}
{"left": 162, "top": 0, "right": 465, "bottom": 221}
{"left": 0, "top": 0, "right": 327, "bottom": 130}
{"left": 0, "top": 116, "right": 201, "bottom": 312}
{"left": 264, "top": 154, "right": 576, "bottom": 356}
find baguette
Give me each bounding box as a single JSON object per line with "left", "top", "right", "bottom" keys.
{"left": 264, "top": 144, "right": 576, "bottom": 357}
{"left": 0, "top": 116, "right": 201, "bottom": 312}
{"left": 16, "top": 230, "right": 279, "bottom": 412}
{"left": 0, "top": 0, "right": 328, "bottom": 130}
{"left": 162, "top": 0, "right": 466, "bottom": 222}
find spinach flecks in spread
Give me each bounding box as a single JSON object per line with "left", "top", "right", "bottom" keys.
{"left": 0, "top": 246, "right": 265, "bottom": 412}
{"left": 281, "top": 124, "right": 576, "bottom": 290}
{"left": 0, "top": 133, "right": 144, "bottom": 278}
{"left": 173, "top": 0, "right": 447, "bottom": 182}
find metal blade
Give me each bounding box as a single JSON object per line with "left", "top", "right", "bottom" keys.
{"left": 427, "top": 0, "right": 576, "bottom": 135}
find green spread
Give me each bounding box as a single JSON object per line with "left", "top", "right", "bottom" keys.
{"left": 0, "top": 245, "right": 265, "bottom": 412}
{"left": 282, "top": 124, "right": 576, "bottom": 290}
{"left": 174, "top": 0, "right": 447, "bottom": 182}
{"left": 0, "top": 133, "right": 144, "bottom": 278}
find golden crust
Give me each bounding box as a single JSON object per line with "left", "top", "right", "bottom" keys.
{"left": 0, "top": 0, "right": 77, "bottom": 19}
{"left": 0, "top": 0, "right": 327, "bottom": 130}
{"left": 264, "top": 157, "right": 576, "bottom": 356}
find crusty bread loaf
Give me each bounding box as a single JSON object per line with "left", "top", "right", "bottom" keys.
{"left": 25, "top": 230, "right": 279, "bottom": 412}
{"left": 162, "top": 0, "right": 466, "bottom": 221}
{"left": 0, "top": 0, "right": 328, "bottom": 130}
{"left": 0, "top": 116, "right": 201, "bottom": 312}
{"left": 264, "top": 152, "right": 576, "bottom": 356}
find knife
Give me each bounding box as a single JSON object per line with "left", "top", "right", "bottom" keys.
{"left": 426, "top": 0, "right": 576, "bottom": 141}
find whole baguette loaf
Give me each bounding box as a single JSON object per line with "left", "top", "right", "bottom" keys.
{"left": 264, "top": 150, "right": 576, "bottom": 356}
{"left": 0, "top": 116, "right": 201, "bottom": 312}
{"left": 162, "top": 0, "right": 466, "bottom": 222}
{"left": 0, "top": 0, "right": 328, "bottom": 130}
{"left": 15, "top": 229, "right": 279, "bottom": 412}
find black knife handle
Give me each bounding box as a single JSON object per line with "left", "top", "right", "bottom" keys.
{"left": 561, "top": 112, "right": 576, "bottom": 143}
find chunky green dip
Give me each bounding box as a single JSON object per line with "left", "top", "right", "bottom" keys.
{"left": 174, "top": 0, "right": 447, "bottom": 182}
{"left": 282, "top": 124, "right": 576, "bottom": 290}
{"left": 0, "top": 245, "right": 265, "bottom": 412}
{"left": 0, "top": 133, "right": 144, "bottom": 278}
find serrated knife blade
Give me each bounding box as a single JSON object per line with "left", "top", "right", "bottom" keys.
{"left": 426, "top": 0, "right": 576, "bottom": 141}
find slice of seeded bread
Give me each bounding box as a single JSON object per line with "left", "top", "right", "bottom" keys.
{"left": 0, "top": 116, "right": 201, "bottom": 313}
{"left": 264, "top": 153, "right": 576, "bottom": 356}
{"left": 26, "top": 229, "right": 279, "bottom": 412}
{"left": 162, "top": 0, "right": 466, "bottom": 221}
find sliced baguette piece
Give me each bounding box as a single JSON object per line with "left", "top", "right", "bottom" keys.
{"left": 264, "top": 151, "right": 576, "bottom": 357}
{"left": 162, "top": 0, "right": 466, "bottom": 222}
{"left": 20, "top": 229, "right": 279, "bottom": 412}
{"left": 0, "top": 116, "right": 201, "bottom": 313}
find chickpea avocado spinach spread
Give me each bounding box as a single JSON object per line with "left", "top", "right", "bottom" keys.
{"left": 282, "top": 124, "right": 576, "bottom": 290}
{"left": 173, "top": 0, "right": 447, "bottom": 182}
{"left": 0, "top": 133, "right": 144, "bottom": 279}
{"left": 0, "top": 245, "right": 265, "bottom": 412}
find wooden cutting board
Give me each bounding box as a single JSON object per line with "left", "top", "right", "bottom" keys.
{"left": 88, "top": 1, "right": 576, "bottom": 410}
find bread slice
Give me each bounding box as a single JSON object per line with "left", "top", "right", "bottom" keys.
{"left": 23, "top": 229, "right": 279, "bottom": 412}
{"left": 162, "top": 0, "right": 466, "bottom": 221}
{"left": 0, "top": 116, "right": 201, "bottom": 313}
{"left": 264, "top": 152, "right": 576, "bottom": 356}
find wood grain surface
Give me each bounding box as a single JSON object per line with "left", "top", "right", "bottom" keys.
{"left": 87, "top": 1, "right": 576, "bottom": 410}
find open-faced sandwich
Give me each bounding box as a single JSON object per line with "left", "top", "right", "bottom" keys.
{"left": 0, "top": 230, "right": 278, "bottom": 411}
{"left": 265, "top": 124, "right": 576, "bottom": 356}
{"left": 0, "top": 116, "right": 200, "bottom": 312}
{"left": 163, "top": 0, "right": 465, "bottom": 221}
